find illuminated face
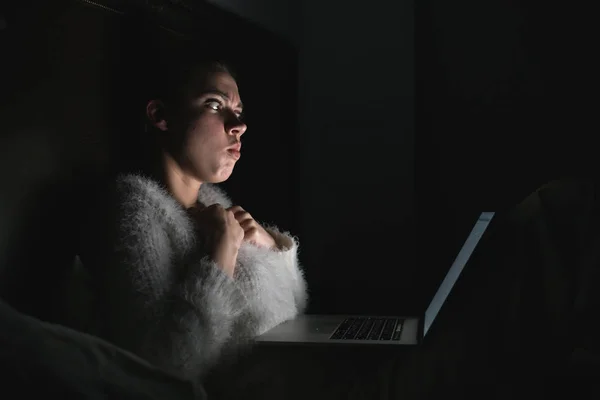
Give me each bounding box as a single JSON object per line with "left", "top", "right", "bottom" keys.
{"left": 160, "top": 71, "right": 247, "bottom": 183}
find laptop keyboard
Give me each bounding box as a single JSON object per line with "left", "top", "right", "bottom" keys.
{"left": 330, "top": 317, "right": 404, "bottom": 341}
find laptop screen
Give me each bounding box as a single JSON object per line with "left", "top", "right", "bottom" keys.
{"left": 423, "top": 211, "right": 494, "bottom": 337}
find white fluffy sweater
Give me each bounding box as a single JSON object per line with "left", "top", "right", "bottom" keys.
{"left": 80, "top": 174, "right": 307, "bottom": 379}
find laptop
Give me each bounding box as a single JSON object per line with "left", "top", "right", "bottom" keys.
{"left": 255, "top": 211, "right": 495, "bottom": 346}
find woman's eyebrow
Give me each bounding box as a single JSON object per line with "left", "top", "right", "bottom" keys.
{"left": 198, "top": 89, "right": 243, "bottom": 110}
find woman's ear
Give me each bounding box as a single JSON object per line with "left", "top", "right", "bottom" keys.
{"left": 145, "top": 99, "right": 168, "bottom": 131}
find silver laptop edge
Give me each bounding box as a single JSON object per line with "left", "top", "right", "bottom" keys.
{"left": 256, "top": 211, "right": 495, "bottom": 345}
{"left": 423, "top": 211, "right": 494, "bottom": 336}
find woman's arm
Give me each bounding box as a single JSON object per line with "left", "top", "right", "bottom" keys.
{"left": 134, "top": 252, "right": 248, "bottom": 379}
{"left": 265, "top": 226, "right": 308, "bottom": 313}
{"left": 82, "top": 178, "right": 248, "bottom": 379}
{"left": 233, "top": 224, "right": 308, "bottom": 337}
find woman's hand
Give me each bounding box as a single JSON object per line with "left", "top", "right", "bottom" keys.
{"left": 228, "top": 205, "right": 277, "bottom": 250}
{"left": 188, "top": 204, "right": 244, "bottom": 278}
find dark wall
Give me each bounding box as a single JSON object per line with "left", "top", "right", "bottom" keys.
{"left": 419, "top": 1, "right": 600, "bottom": 296}
{"left": 205, "top": 0, "right": 299, "bottom": 44}
{"left": 422, "top": 1, "right": 598, "bottom": 210}
{"left": 296, "top": 0, "right": 415, "bottom": 313}
{"left": 0, "top": 2, "right": 118, "bottom": 320}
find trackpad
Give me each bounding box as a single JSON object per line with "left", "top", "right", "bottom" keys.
{"left": 304, "top": 319, "right": 340, "bottom": 335}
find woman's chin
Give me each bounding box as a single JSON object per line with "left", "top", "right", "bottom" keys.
{"left": 207, "top": 170, "right": 234, "bottom": 184}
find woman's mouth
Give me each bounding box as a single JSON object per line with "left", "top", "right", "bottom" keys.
{"left": 227, "top": 149, "right": 241, "bottom": 160}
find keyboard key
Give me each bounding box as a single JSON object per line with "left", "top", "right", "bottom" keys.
{"left": 330, "top": 318, "right": 354, "bottom": 339}
{"left": 367, "top": 318, "right": 385, "bottom": 340}
{"left": 355, "top": 318, "right": 374, "bottom": 340}
{"left": 380, "top": 319, "right": 397, "bottom": 340}
{"left": 343, "top": 318, "right": 366, "bottom": 339}
{"left": 392, "top": 320, "right": 404, "bottom": 340}
{"left": 331, "top": 317, "right": 405, "bottom": 341}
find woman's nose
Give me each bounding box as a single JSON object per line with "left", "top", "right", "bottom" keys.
{"left": 226, "top": 114, "right": 247, "bottom": 137}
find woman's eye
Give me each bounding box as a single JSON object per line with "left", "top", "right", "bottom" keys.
{"left": 205, "top": 100, "right": 222, "bottom": 111}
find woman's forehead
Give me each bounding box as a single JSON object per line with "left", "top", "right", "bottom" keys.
{"left": 189, "top": 71, "right": 240, "bottom": 98}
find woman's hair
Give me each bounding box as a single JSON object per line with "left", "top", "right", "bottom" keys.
{"left": 145, "top": 53, "right": 236, "bottom": 110}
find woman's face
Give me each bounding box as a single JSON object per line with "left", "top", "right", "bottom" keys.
{"left": 167, "top": 70, "right": 246, "bottom": 183}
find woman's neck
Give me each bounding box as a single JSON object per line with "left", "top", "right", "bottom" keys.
{"left": 160, "top": 153, "right": 202, "bottom": 209}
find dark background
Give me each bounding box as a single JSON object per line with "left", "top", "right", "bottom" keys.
{"left": 418, "top": 0, "right": 598, "bottom": 303}
{"left": 1, "top": 0, "right": 594, "bottom": 323}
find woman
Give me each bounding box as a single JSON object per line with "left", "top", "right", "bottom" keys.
{"left": 76, "top": 50, "right": 308, "bottom": 383}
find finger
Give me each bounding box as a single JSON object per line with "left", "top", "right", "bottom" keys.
{"left": 243, "top": 226, "right": 259, "bottom": 242}
{"left": 228, "top": 205, "right": 252, "bottom": 219}
{"left": 231, "top": 210, "right": 252, "bottom": 223}
{"left": 227, "top": 205, "right": 244, "bottom": 214}
{"left": 239, "top": 218, "right": 256, "bottom": 231}
{"left": 236, "top": 214, "right": 253, "bottom": 226}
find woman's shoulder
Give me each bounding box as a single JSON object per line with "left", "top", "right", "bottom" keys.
{"left": 79, "top": 173, "right": 180, "bottom": 236}
{"left": 114, "top": 174, "right": 196, "bottom": 244}
{"left": 114, "top": 173, "right": 187, "bottom": 220}
{"left": 115, "top": 173, "right": 168, "bottom": 206}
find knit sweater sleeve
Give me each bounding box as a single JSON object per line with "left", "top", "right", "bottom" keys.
{"left": 232, "top": 225, "right": 308, "bottom": 337}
